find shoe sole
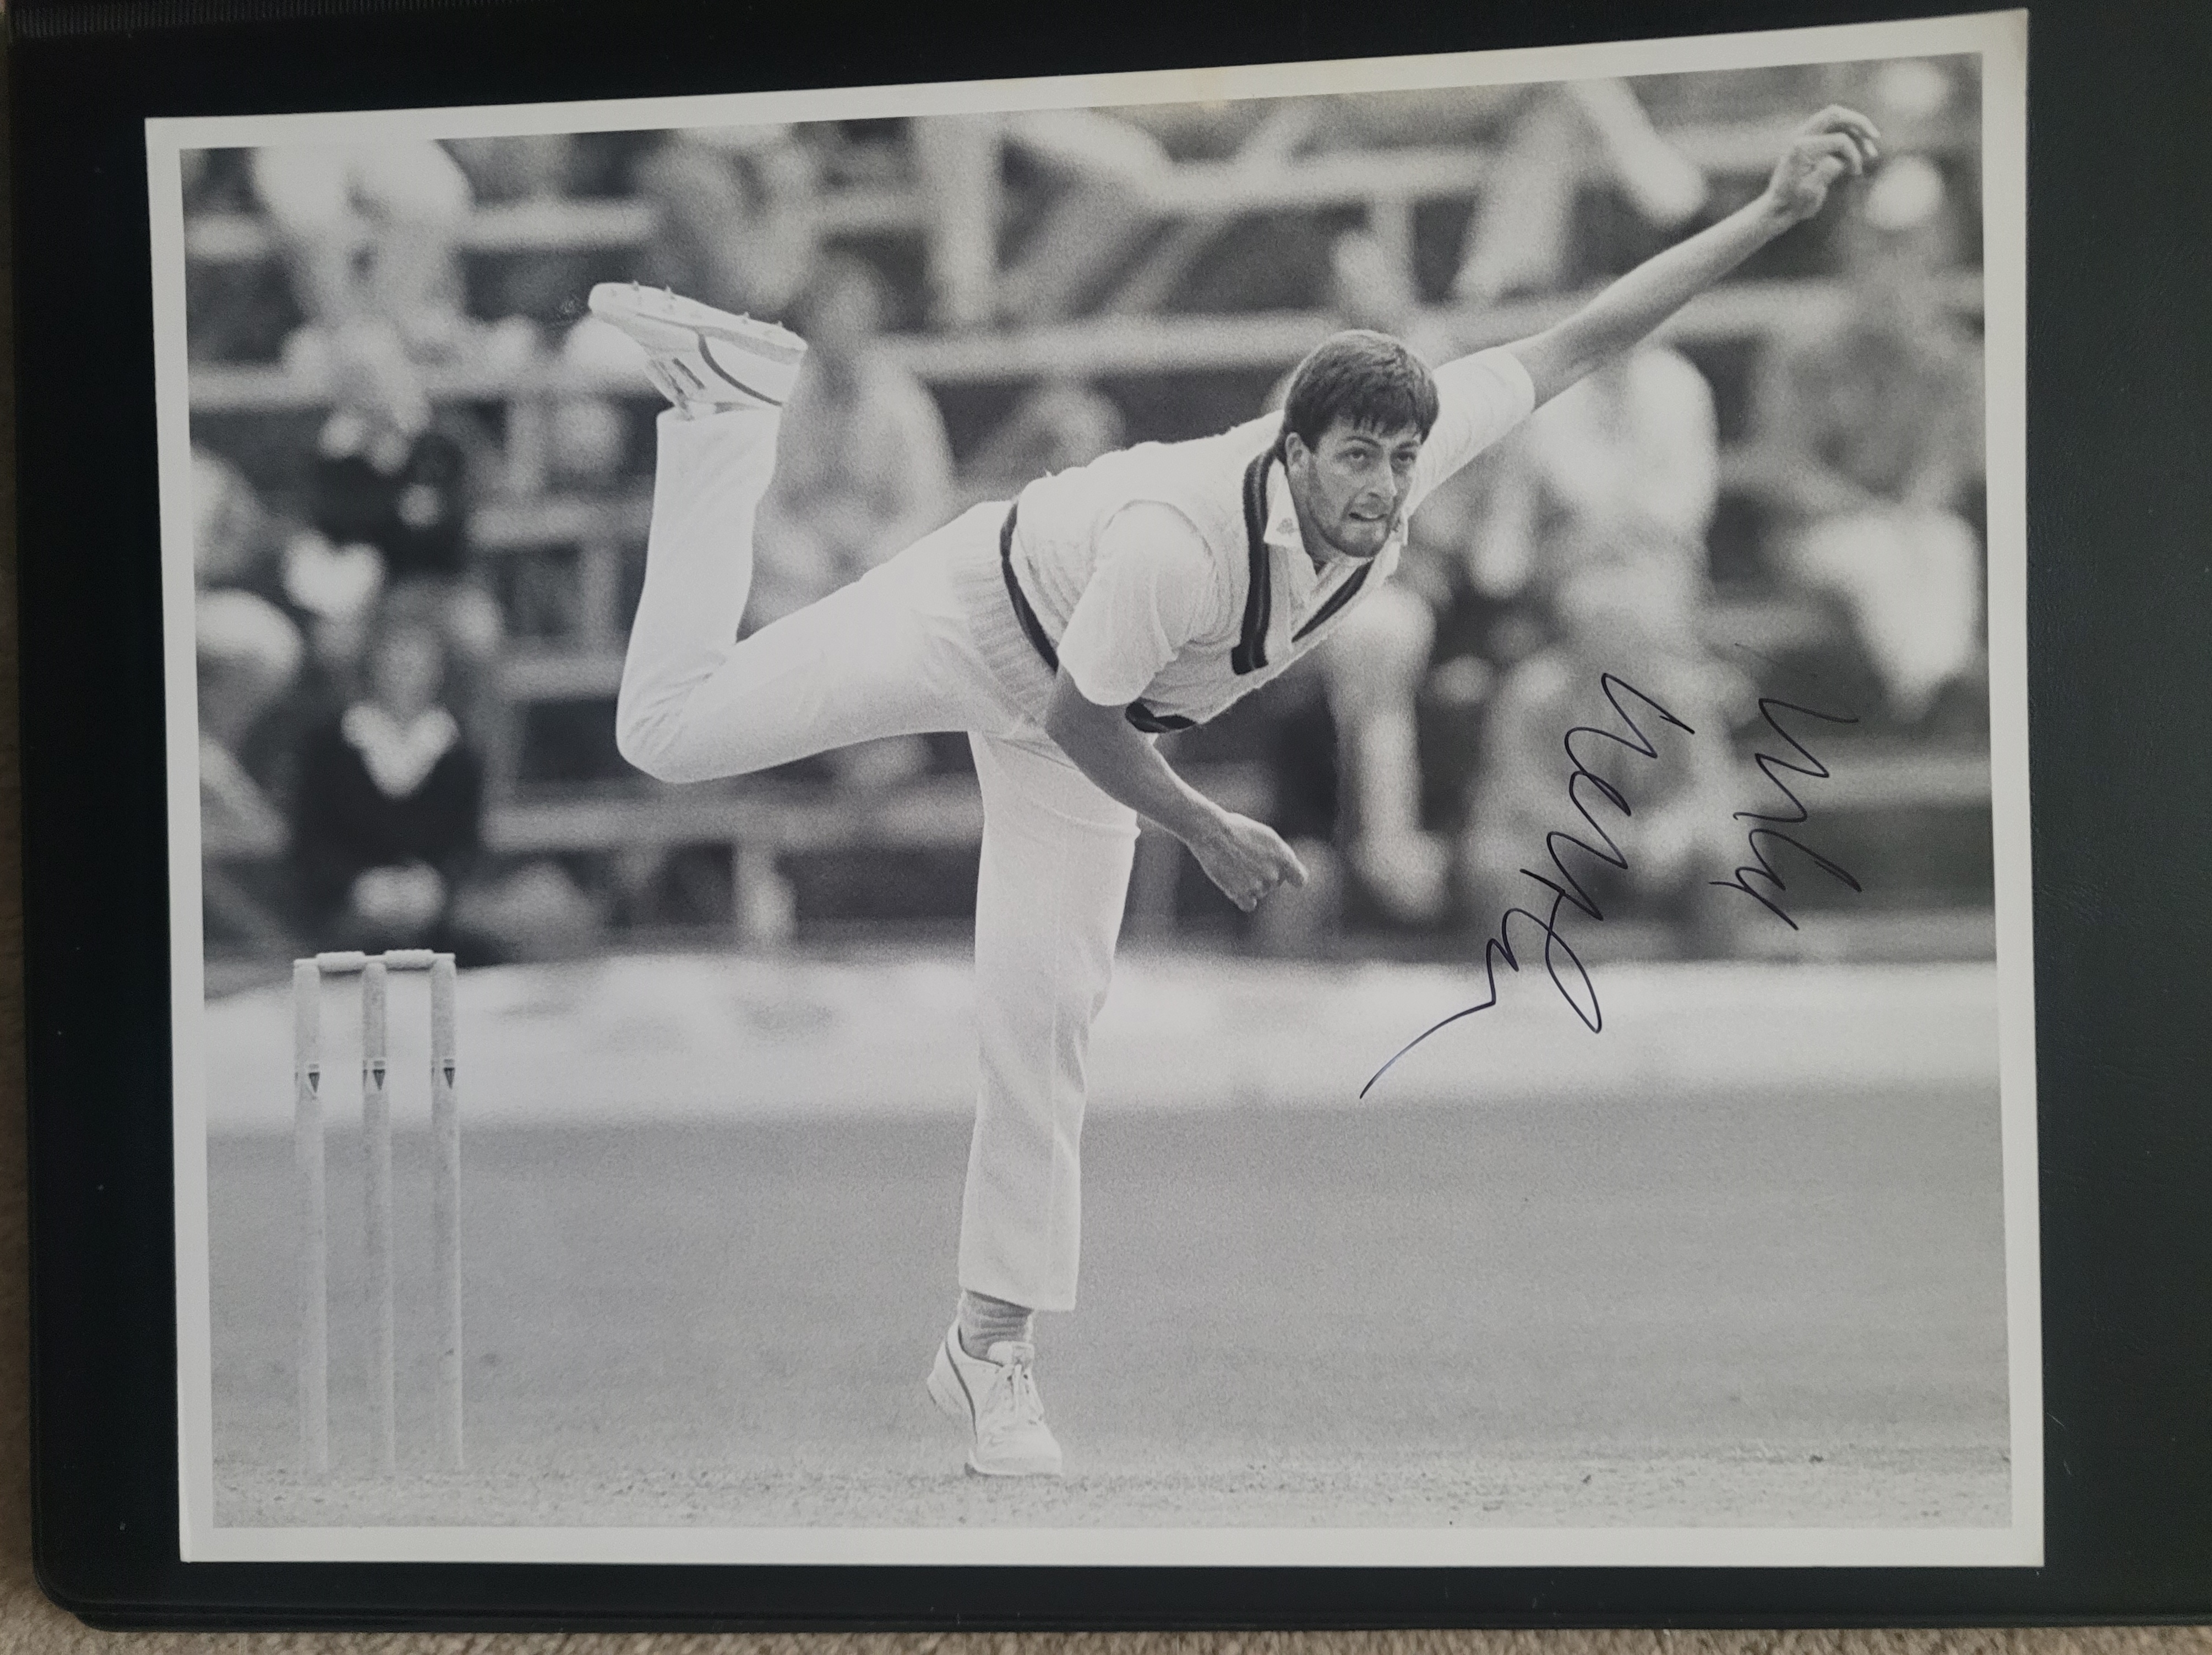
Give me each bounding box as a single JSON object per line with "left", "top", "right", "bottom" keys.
{"left": 925, "top": 1340, "right": 1063, "bottom": 1478}
{"left": 586, "top": 284, "right": 805, "bottom": 410}
{"left": 587, "top": 284, "right": 805, "bottom": 361}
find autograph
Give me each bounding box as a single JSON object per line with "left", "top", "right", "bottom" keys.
{"left": 1709, "top": 695, "right": 1862, "bottom": 928}
{"left": 1360, "top": 672, "right": 1689, "bottom": 1098}
{"left": 1359, "top": 674, "right": 1860, "bottom": 1100}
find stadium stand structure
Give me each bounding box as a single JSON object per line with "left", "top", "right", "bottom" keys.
{"left": 187, "top": 113, "right": 1995, "bottom": 962}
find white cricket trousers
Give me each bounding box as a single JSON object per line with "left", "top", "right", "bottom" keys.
{"left": 617, "top": 407, "right": 1138, "bottom": 1313}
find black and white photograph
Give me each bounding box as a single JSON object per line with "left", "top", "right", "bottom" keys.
{"left": 152, "top": 9, "right": 2036, "bottom": 1566}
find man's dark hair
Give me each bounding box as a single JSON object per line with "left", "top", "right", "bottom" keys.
{"left": 1278, "top": 329, "right": 1440, "bottom": 455}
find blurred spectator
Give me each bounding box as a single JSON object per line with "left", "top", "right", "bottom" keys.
{"left": 287, "top": 319, "right": 505, "bottom": 740}
{"left": 248, "top": 139, "right": 531, "bottom": 372}
{"left": 962, "top": 378, "right": 1128, "bottom": 504}
{"left": 193, "top": 445, "right": 303, "bottom": 851}
{"left": 753, "top": 253, "right": 956, "bottom": 627}
{"left": 632, "top": 123, "right": 821, "bottom": 323}
{"left": 288, "top": 612, "right": 484, "bottom": 954}
{"left": 1469, "top": 342, "right": 1720, "bottom": 605}
{"left": 1459, "top": 560, "right": 1744, "bottom": 957}
{"left": 554, "top": 309, "right": 657, "bottom": 489}
{"left": 1443, "top": 342, "right": 1722, "bottom": 927}
{"left": 1738, "top": 152, "right": 1985, "bottom": 733}
{"left": 286, "top": 608, "right": 602, "bottom": 963}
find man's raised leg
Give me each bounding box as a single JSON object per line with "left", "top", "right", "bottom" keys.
{"left": 614, "top": 404, "right": 782, "bottom": 780}
{"left": 591, "top": 281, "right": 812, "bottom": 781}
{"left": 600, "top": 280, "right": 990, "bottom": 786}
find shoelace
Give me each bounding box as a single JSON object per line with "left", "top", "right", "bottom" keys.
{"left": 990, "top": 1354, "right": 1045, "bottom": 1425}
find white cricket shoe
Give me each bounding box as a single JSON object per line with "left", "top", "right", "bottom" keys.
{"left": 585, "top": 282, "right": 807, "bottom": 415}
{"left": 926, "top": 1324, "right": 1064, "bottom": 1478}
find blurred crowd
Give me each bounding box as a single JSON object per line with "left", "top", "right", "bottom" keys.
{"left": 185, "top": 57, "right": 1987, "bottom": 964}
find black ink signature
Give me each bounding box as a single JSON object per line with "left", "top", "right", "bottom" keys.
{"left": 1708, "top": 696, "right": 1862, "bottom": 929}
{"left": 1358, "top": 675, "right": 1865, "bottom": 1099}
{"left": 1359, "top": 673, "right": 1691, "bottom": 1099}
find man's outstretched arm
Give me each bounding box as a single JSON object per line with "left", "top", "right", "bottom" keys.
{"left": 1505, "top": 105, "right": 1882, "bottom": 408}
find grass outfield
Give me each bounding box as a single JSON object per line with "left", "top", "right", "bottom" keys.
{"left": 206, "top": 1077, "right": 2009, "bottom": 1531}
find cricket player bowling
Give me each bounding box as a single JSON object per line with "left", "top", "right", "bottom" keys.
{"left": 593, "top": 105, "right": 1881, "bottom": 1478}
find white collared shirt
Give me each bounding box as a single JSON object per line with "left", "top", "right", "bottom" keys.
{"left": 1050, "top": 346, "right": 1535, "bottom": 715}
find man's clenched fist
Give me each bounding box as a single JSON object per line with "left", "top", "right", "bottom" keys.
{"left": 1191, "top": 812, "right": 1310, "bottom": 913}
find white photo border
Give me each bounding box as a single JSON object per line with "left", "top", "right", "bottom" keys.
{"left": 151, "top": 5, "right": 2037, "bottom": 1567}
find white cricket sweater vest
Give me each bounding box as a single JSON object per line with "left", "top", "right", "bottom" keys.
{"left": 999, "top": 413, "right": 1401, "bottom": 731}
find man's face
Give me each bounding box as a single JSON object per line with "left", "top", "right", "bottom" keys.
{"left": 1284, "top": 418, "right": 1424, "bottom": 562}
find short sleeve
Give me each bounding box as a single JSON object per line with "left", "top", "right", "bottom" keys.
{"left": 1405, "top": 346, "right": 1538, "bottom": 511}
{"left": 1054, "top": 503, "right": 1223, "bottom": 707}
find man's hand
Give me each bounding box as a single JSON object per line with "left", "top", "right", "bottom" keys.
{"left": 1505, "top": 104, "right": 1881, "bottom": 410}
{"left": 1045, "top": 672, "right": 1312, "bottom": 913}
{"left": 1190, "top": 812, "right": 1310, "bottom": 913}
{"left": 1761, "top": 106, "right": 1882, "bottom": 228}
